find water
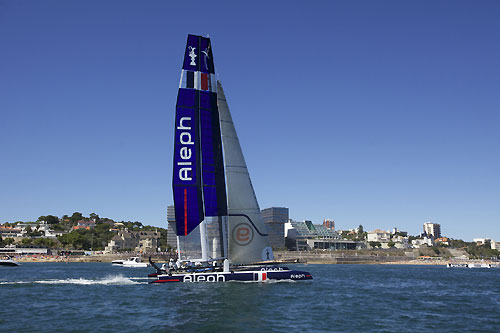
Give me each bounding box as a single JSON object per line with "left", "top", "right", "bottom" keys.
{"left": 1, "top": 263, "right": 499, "bottom": 332}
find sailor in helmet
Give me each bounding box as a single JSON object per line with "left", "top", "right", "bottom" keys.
{"left": 168, "top": 258, "right": 175, "bottom": 270}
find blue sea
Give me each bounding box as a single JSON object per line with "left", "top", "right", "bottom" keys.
{"left": 1, "top": 263, "right": 499, "bottom": 332}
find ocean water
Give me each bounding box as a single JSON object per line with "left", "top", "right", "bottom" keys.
{"left": 1, "top": 263, "right": 499, "bottom": 332}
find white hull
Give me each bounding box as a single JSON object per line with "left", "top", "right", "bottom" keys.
{"left": 115, "top": 257, "right": 149, "bottom": 268}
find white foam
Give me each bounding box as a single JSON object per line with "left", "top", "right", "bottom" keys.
{"left": 0, "top": 281, "right": 30, "bottom": 285}
{"left": 1, "top": 275, "right": 147, "bottom": 285}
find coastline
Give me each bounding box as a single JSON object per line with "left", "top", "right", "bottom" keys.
{"left": 12, "top": 253, "right": 175, "bottom": 263}
{"left": 10, "top": 252, "right": 495, "bottom": 266}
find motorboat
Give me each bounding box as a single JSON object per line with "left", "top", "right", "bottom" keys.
{"left": 468, "top": 263, "right": 492, "bottom": 269}
{"left": 446, "top": 263, "right": 468, "bottom": 268}
{"left": 121, "top": 257, "right": 149, "bottom": 268}
{"left": 0, "top": 256, "right": 20, "bottom": 267}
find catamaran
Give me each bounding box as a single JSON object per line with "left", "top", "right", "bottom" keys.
{"left": 151, "top": 34, "right": 312, "bottom": 283}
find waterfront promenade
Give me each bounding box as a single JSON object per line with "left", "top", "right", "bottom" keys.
{"left": 11, "top": 250, "right": 497, "bottom": 266}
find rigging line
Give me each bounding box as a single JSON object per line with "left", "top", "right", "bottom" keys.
{"left": 228, "top": 214, "right": 268, "bottom": 236}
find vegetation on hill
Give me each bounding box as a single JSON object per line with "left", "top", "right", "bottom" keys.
{"left": 466, "top": 241, "right": 499, "bottom": 259}
{"left": 1, "top": 212, "right": 168, "bottom": 251}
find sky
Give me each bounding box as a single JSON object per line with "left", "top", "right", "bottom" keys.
{"left": 1, "top": 1, "right": 499, "bottom": 241}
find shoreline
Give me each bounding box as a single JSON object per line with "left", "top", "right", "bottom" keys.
{"left": 10, "top": 253, "right": 496, "bottom": 266}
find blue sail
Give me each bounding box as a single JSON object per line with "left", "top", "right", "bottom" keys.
{"left": 173, "top": 35, "right": 227, "bottom": 237}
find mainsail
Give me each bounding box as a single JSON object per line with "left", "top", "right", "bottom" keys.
{"left": 173, "top": 35, "right": 228, "bottom": 261}
{"left": 173, "top": 35, "right": 227, "bottom": 238}
{"left": 172, "top": 34, "right": 273, "bottom": 264}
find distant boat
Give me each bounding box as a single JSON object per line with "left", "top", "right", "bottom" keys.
{"left": 0, "top": 256, "right": 20, "bottom": 267}
{"left": 151, "top": 34, "right": 312, "bottom": 283}
{"left": 467, "top": 263, "right": 492, "bottom": 269}
{"left": 114, "top": 257, "right": 149, "bottom": 268}
{"left": 447, "top": 262, "right": 493, "bottom": 268}
{"left": 446, "top": 263, "right": 468, "bottom": 268}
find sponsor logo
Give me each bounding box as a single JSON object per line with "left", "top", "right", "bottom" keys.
{"left": 183, "top": 274, "right": 225, "bottom": 282}
{"left": 291, "top": 274, "right": 306, "bottom": 279}
{"left": 260, "top": 267, "right": 284, "bottom": 271}
{"left": 177, "top": 116, "right": 194, "bottom": 181}
{"left": 188, "top": 46, "right": 197, "bottom": 66}
{"left": 201, "top": 48, "right": 209, "bottom": 71}
{"left": 232, "top": 223, "right": 254, "bottom": 246}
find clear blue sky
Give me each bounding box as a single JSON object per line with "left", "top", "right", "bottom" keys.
{"left": 1, "top": 1, "right": 499, "bottom": 241}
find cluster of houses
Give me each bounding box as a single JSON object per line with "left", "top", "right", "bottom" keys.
{"left": 0, "top": 221, "right": 64, "bottom": 240}
{"left": 3, "top": 208, "right": 497, "bottom": 254}
{"left": 284, "top": 220, "right": 449, "bottom": 251}
{"left": 0, "top": 220, "right": 161, "bottom": 254}
{"left": 104, "top": 228, "right": 160, "bottom": 253}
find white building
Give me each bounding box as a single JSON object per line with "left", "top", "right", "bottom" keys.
{"left": 473, "top": 238, "right": 492, "bottom": 245}
{"left": 104, "top": 229, "right": 160, "bottom": 253}
{"left": 411, "top": 237, "right": 433, "bottom": 248}
{"left": 423, "top": 222, "right": 441, "bottom": 238}
{"left": 392, "top": 235, "right": 410, "bottom": 249}
{"left": 367, "top": 229, "right": 391, "bottom": 242}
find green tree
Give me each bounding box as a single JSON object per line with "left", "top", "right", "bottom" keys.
{"left": 4, "top": 238, "right": 15, "bottom": 245}
{"left": 70, "top": 212, "right": 84, "bottom": 225}
{"left": 57, "top": 229, "right": 92, "bottom": 250}
{"left": 22, "top": 238, "right": 33, "bottom": 245}
{"left": 369, "top": 241, "right": 382, "bottom": 248}
{"left": 34, "top": 238, "right": 56, "bottom": 248}
{"left": 45, "top": 215, "right": 59, "bottom": 224}
{"left": 388, "top": 241, "right": 395, "bottom": 248}
{"left": 25, "top": 225, "right": 42, "bottom": 237}
{"left": 52, "top": 223, "right": 65, "bottom": 231}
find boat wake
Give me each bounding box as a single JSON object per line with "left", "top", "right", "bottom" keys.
{"left": 0, "top": 275, "right": 147, "bottom": 285}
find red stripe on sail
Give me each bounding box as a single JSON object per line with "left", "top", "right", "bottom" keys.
{"left": 201, "top": 73, "right": 208, "bottom": 90}
{"left": 184, "top": 189, "right": 188, "bottom": 236}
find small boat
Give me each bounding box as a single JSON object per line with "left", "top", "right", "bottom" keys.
{"left": 446, "top": 263, "right": 468, "bottom": 268}
{"left": 0, "top": 256, "right": 20, "bottom": 267}
{"left": 468, "top": 263, "right": 492, "bottom": 269}
{"left": 121, "top": 257, "right": 149, "bottom": 268}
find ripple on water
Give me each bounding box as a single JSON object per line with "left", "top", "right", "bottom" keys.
{"left": 1, "top": 263, "right": 500, "bottom": 332}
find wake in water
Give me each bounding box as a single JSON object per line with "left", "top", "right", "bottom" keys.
{"left": 0, "top": 275, "right": 148, "bottom": 285}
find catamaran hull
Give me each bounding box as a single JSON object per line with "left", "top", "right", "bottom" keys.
{"left": 151, "top": 269, "right": 313, "bottom": 283}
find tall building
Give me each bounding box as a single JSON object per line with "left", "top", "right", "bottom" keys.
{"left": 323, "top": 219, "right": 335, "bottom": 230}
{"left": 423, "top": 222, "right": 441, "bottom": 239}
{"left": 261, "top": 207, "right": 288, "bottom": 249}
{"left": 167, "top": 205, "right": 177, "bottom": 249}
